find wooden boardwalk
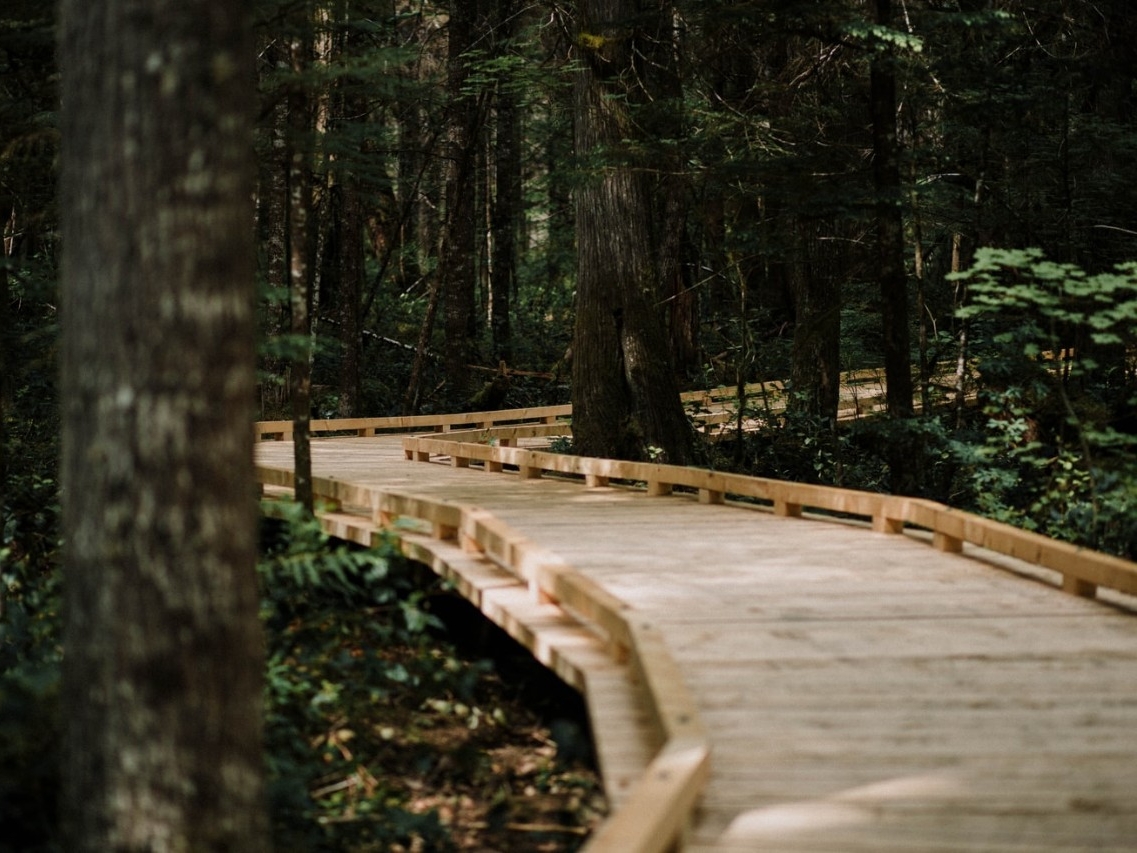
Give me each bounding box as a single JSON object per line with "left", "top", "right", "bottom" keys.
{"left": 256, "top": 424, "right": 1137, "bottom": 852}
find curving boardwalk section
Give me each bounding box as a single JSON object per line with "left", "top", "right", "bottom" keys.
{"left": 256, "top": 417, "right": 1137, "bottom": 852}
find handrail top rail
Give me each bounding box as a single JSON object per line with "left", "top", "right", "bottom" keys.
{"left": 254, "top": 404, "right": 571, "bottom": 440}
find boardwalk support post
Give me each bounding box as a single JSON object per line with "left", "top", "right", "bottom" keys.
{"left": 774, "top": 500, "right": 803, "bottom": 518}
{"left": 934, "top": 531, "right": 964, "bottom": 552}
{"left": 1063, "top": 575, "right": 1097, "bottom": 598}
{"left": 699, "top": 488, "right": 725, "bottom": 505}
{"left": 873, "top": 514, "right": 904, "bottom": 534}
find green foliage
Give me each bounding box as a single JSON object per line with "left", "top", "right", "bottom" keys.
{"left": 259, "top": 501, "right": 456, "bottom": 849}
{"left": 957, "top": 249, "right": 1137, "bottom": 350}
{"left": 842, "top": 22, "right": 925, "bottom": 54}
{"left": 256, "top": 501, "right": 605, "bottom": 849}
{"left": 948, "top": 249, "right": 1137, "bottom": 556}
{"left": 1, "top": 481, "right": 532, "bottom": 852}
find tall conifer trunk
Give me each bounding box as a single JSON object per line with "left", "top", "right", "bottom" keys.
{"left": 571, "top": 0, "right": 692, "bottom": 464}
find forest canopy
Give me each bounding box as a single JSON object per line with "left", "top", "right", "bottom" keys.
{"left": 3, "top": 2, "right": 1136, "bottom": 554}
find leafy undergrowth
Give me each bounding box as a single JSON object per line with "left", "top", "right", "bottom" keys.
{"left": 0, "top": 500, "right": 606, "bottom": 852}
{"left": 260, "top": 503, "right": 608, "bottom": 852}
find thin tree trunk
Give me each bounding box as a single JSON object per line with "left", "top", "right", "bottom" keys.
{"left": 58, "top": 0, "right": 266, "bottom": 847}
{"left": 952, "top": 232, "right": 970, "bottom": 426}
{"left": 258, "top": 50, "right": 291, "bottom": 418}
{"left": 0, "top": 198, "right": 9, "bottom": 510}
{"left": 337, "top": 173, "right": 364, "bottom": 416}
{"left": 288, "top": 28, "right": 314, "bottom": 512}
{"left": 403, "top": 275, "right": 443, "bottom": 415}
{"left": 0, "top": 193, "right": 11, "bottom": 509}
{"left": 395, "top": 100, "right": 424, "bottom": 292}
{"left": 871, "top": 0, "right": 913, "bottom": 421}
{"left": 490, "top": 4, "right": 520, "bottom": 365}
{"left": 653, "top": 8, "right": 699, "bottom": 380}
{"left": 331, "top": 3, "right": 365, "bottom": 418}
{"left": 787, "top": 222, "right": 840, "bottom": 424}
{"left": 440, "top": 0, "right": 483, "bottom": 407}
{"left": 870, "top": 0, "right": 917, "bottom": 494}
{"left": 910, "top": 161, "right": 930, "bottom": 415}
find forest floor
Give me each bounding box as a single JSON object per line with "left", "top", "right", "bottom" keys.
{"left": 325, "top": 592, "right": 609, "bottom": 853}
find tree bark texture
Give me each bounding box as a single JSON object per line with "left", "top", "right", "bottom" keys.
{"left": 58, "top": 0, "right": 267, "bottom": 849}
{"left": 571, "top": 0, "right": 692, "bottom": 464}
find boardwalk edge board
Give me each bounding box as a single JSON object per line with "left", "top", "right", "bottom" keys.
{"left": 255, "top": 463, "right": 711, "bottom": 853}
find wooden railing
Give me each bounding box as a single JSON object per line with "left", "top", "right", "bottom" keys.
{"left": 255, "top": 404, "right": 571, "bottom": 442}
{"left": 254, "top": 365, "right": 970, "bottom": 444}
{"left": 686, "top": 366, "right": 974, "bottom": 437}
{"left": 255, "top": 464, "right": 711, "bottom": 853}
{"left": 402, "top": 426, "right": 1137, "bottom": 603}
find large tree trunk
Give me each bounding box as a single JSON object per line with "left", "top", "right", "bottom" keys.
{"left": 571, "top": 0, "right": 692, "bottom": 464}
{"left": 57, "top": 0, "right": 266, "bottom": 848}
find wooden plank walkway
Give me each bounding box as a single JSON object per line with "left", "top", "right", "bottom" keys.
{"left": 256, "top": 434, "right": 1137, "bottom": 852}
